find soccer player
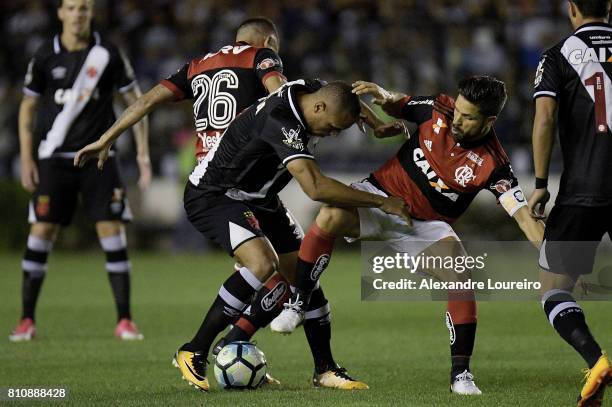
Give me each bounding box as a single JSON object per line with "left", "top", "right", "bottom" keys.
{"left": 271, "top": 76, "right": 545, "bottom": 395}
{"left": 140, "top": 79, "right": 408, "bottom": 392}
{"left": 9, "top": 0, "right": 150, "bottom": 342}
{"left": 75, "top": 18, "right": 382, "bottom": 389}
{"left": 528, "top": 1, "right": 612, "bottom": 405}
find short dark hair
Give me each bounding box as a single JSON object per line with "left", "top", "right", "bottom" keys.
{"left": 457, "top": 75, "right": 507, "bottom": 117}
{"left": 320, "top": 81, "right": 361, "bottom": 121}
{"left": 237, "top": 17, "right": 278, "bottom": 38}
{"left": 571, "top": 0, "right": 611, "bottom": 18}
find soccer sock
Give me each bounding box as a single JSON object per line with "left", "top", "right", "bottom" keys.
{"left": 224, "top": 273, "right": 290, "bottom": 344}
{"left": 21, "top": 235, "right": 53, "bottom": 321}
{"left": 100, "top": 235, "right": 132, "bottom": 321}
{"left": 304, "top": 284, "right": 336, "bottom": 374}
{"left": 542, "top": 290, "right": 602, "bottom": 368}
{"left": 294, "top": 223, "right": 336, "bottom": 302}
{"left": 188, "top": 267, "right": 263, "bottom": 355}
{"left": 446, "top": 296, "right": 477, "bottom": 381}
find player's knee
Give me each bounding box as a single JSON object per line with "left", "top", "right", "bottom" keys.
{"left": 316, "top": 206, "right": 352, "bottom": 235}
{"left": 30, "top": 222, "right": 60, "bottom": 242}
{"left": 95, "top": 221, "right": 123, "bottom": 238}
{"left": 244, "top": 252, "right": 279, "bottom": 282}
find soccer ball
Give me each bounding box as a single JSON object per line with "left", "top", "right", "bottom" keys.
{"left": 213, "top": 341, "right": 267, "bottom": 389}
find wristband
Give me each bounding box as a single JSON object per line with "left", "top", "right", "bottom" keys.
{"left": 535, "top": 177, "right": 548, "bottom": 189}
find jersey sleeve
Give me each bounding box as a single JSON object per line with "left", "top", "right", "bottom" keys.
{"left": 160, "top": 63, "right": 192, "bottom": 101}
{"left": 113, "top": 48, "right": 137, "bottom": 93}
{"left": 254, "top": 48, "right": 285, "bottom": 87}
{"left": 23, "top": 54, "right": 46, "bottom": 97}
{"left": 486, "top": 163, "right": 527, "bottom": 217}
{"left": 261, "top": 113, "right": 314, "bottom": 166}
{"left": 533, "top": 47, "right": 563, "bottom": 99}
{"left": 383, "top": 95, "right": 435, "bottom": 125}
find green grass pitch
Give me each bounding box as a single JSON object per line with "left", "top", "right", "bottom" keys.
{"left": 1, "top": 251, "right": 610, "bottom": 406}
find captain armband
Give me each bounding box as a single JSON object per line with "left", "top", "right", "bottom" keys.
{"left": 498, "top": 186, "right": 527, "bottom": 217}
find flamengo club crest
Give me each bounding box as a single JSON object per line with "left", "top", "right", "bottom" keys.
{"left": 454, "top": 165, "right": 476, "bottom": 187}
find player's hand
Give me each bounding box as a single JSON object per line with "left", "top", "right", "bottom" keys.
{"left": 20, "top": 157, "right": 39, "bottom": 193}
{"left": 380, "top": 196, "right": 412, "bottom": 226}
{"left": 374, "top": 121, "right": 410, "bottom": 139}
{"left": 136, "top": 155, "right": 152, "bottom": 191}
{"left": 527, "top": 188, "right": 550, "bottom": 219}
{"left": 352, "top": 81, "right": 393, "bottom": 105}
{"left": 74, "top": 139, "right": 111, "bottom": 170}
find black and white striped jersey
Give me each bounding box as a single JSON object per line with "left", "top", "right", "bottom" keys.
{"left": 189, "top": 79, "right": 322, "bottom": 203}
{"left": 23, "top": 32, "right": 136, "bottom": 159}
{"left": 534, "top": 22, "right": 612, "bottom": 206}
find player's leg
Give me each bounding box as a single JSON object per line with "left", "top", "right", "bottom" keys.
{"left": 94, "top": 220, "right": 142, "bottom": 340}
{"left": 10, "top": 158, "right": 76, "bottom": 342}
{"left": 80, "top": 157, "right": 141, "bottom": 340}
{"left": 420, "top": 235, "right": 480, "bottom": 395}
{"left": 271, "top": 205, "right": 359, "bottom": 333}
{"left": 539, "top": 205, "right": 611, "bottom": 406}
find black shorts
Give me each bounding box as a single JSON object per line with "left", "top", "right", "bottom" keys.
{"left": 539, "top": 204, "right": 612, "bottom": 278}
{"left": 29, "top": 157, "right": 132, "bottom": 226}
{"left": 184, "top": 183, "right": 303, "bottom": 256}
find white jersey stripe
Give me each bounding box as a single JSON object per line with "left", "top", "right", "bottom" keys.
{"left": 561, "top": 35, "right": 612, "bottom": 133}
{"left": 189, "top": 135, "right": 221, "bottom": 186}
{"left": 38, "top": 45, "right": 110, "bottom": 159}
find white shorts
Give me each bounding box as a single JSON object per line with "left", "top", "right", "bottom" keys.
{"left": 346, "top": 180, "right": 459, "bottom": 256}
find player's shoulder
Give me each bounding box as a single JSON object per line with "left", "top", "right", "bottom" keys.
{"left": 433, "top": 93, "right": 455, "bottom": 120}
{"left": 479, "top": 131, "right": 510, "bottom": 168}
{"left": 30, "top": 37, "right": 57, "bottom": 61}
{"left": 92, "top": 32, "right": 121, "bottom": 53}
{"left": 542, "top": 37, "right": 567, "bottom": 57}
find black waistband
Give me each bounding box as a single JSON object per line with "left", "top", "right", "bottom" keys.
{"left": 366, "top": 174, "right": 391, "bottom": 196}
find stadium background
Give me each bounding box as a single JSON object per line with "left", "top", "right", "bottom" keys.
{"left": 0, "top": 0, "right": 571, "bottom": 249}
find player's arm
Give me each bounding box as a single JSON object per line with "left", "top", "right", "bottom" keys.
{"left": 528, "top": 97, "right": 557, "bottom": 218}
{"left": 75, "top": 84, "right": 174, "bottom": 169}
{"left": 286, "top": 158, "right": 411, "bottom": 223}
{"left": 512, "top": 206, "right": 545, "bottom": 249}
{"left": 18, "top": 95, "right": 39, "bottom": 192}
{"left": 119, "top": 85, "right": 152, "bottom": 190}
{"left": 263, "top": 74, "right": 286, "bottom": 94}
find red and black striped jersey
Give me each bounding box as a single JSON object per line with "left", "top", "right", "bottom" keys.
{"left": 371, "top": 94, "right": 524, "bottom": 224}
{"left": 160, "top": 42, "right": 284, "bottom": 160}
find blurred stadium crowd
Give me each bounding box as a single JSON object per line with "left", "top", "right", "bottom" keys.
{"left": 0, "top": 0, "right": 570, "bottom": 182}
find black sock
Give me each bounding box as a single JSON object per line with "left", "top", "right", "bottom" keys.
{"left": 21, "top": 235, "right": 52, "bottom": 321}
{"left": 101, "top": 235, "right": 132, "bottom": 321}
{"left": 543, "top": 290, "right": 602, "bottom": 368}
{"left": 188, "top": 267, "right": 262, "bottom": 355}
{"left": 304, "top": 285, "right": 336, "bottom": 374}
{"left": 223, "top": 274, "right": 289, "bottom": 345}
{"left": 108, "top": 273, "right": 131, "bottom": 321}
{"left": 446, "top": 312, "right": 477, "bottom": 381}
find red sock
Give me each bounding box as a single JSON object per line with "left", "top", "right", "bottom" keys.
{"left": 296, "top": 223, "right": 336, "bottom": 291}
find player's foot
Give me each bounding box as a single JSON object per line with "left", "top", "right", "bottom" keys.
{"left": 212, "top": 337, "right": 281, "bottom": 385}
{"left": 270, "top": 294, "right": 305, "bottom": 334}
{"left": 172, "top": 344, "right": 209, "bottom": 392}
{"left": 114, "top": 318, "right": 144, "bottom": 340}
{"left": 313, "top": 366, "right": 369, "bottom": 390}
{"left": 450, "top": 370, "right": 482, "bottom": 395}
{"left": 577, "top": 352, "right": 612, "bottom": 407}
{"left": 8, "top": 318, "right": 35, "bottom": 342}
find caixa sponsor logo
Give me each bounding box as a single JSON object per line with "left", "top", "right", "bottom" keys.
{"left": 310, "top": 254, "right": 330, "bottom": 281}
{"left": 261, "top": 281, "right": 287, "bottom": 311}
{"left": 54, "top": 88, "right": 99, "bottom": 105}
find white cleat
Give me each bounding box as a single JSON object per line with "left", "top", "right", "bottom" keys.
{"left": 451, "top": 370, "right": 482, "bottom": 395}
{"left": 270, "top": 295, "right": 305, "bottom": 334}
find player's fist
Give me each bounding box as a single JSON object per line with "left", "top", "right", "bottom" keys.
{"left": 374, "top": 121, "right": 410, "bottom": 139}
{"left": 380, "top": 196, "right": 412, "bottom": 226}
{"left": 352, "top": 81, "right": 393, "bottom": 105}
{"left": 527, "top": 188, "right": 550, "bottom": 219}
{"left": 20, "top": 157, "right": 39, "bottom": 193}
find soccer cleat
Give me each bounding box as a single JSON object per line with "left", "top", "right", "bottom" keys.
{"left": 114, "top": 318, "right": 144, "bottom": 340}
{"left": 577, "top": 353, "right": 612, "bottom": 407}
{"left": 172, "top": 344, "right": 209, "bottom": 392}
{"left": 313, "top": 366, "right": 369, "bottom": 390}
{"left": 270, "top": 294, "right": 305, "bottom": 334}
{"left": 451, "top": 370, "right": 482, "bottom": 395}
{"left": 8, "top": 318, "right": 36, "bottom": 342}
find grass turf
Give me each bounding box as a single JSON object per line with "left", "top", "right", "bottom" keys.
{"left": 0, "top": 251, "right": 610, "bottom": 406}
